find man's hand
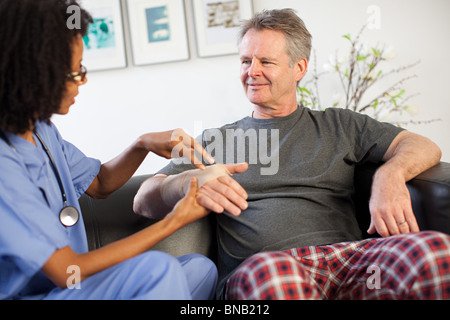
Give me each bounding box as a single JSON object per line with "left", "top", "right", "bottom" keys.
{"left": 196, "top": 163, "right": 249, "bottom": 216}
{"left": 367, "top": 130, "right": 441, "bottom": 237}
{"left": 367, "top": 167, "right": 420, "bottom": 237}
{"left": 134, "top": 163, "right": 248, "bottom": 220}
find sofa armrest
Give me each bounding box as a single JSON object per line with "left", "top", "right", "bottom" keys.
{"left": 354, "top": 162, "right": 450, "bottom": 238}
{"left": 80, "top": 174, "right": 216, "bottom": 260}
{"left": 408, "top": 162, "right": 450, "bottom": 234}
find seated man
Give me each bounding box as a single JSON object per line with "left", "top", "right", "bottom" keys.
{"left": 134, "top": 9, "right": 450, "bottom": 300}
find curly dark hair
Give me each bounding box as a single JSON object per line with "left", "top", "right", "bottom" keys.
{"left": 0, "top": 0, "right": 92, "bottom": 134}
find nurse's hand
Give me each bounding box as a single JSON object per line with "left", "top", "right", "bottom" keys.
{"left": 166, "top": 178, "right": 210, "bottom": 229}
{"left": 139, "top": 129, "right": 214, "bottom": 170}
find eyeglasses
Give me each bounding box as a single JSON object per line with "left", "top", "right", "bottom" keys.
{"left": 67, "top": 65, "right": 87, "bottom": 83}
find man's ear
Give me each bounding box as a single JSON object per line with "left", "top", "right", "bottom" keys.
{"left": 295, "top": 58, "right": 308, "bottom": 82}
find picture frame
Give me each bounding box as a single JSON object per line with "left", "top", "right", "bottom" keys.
{"left": 80, "top": 0, "right": 127, "bottom": 71}
{"left": 192, "top": 0, "right": 253, "bottom": 58}
{"left": 126, "top": 0, "right": 190, "bottom": 66}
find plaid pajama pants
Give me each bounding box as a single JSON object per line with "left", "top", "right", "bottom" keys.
{"left": 224, "top": 231, "right": 450, "bottom": 300}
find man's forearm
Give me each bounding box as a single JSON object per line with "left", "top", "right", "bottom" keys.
{"left": 379, "top": 130, "right": 442, "bottom": 182}
{"left": 133, "top": 165, "right": 233, "bottom": 220}
{"left": 133, "top": 175, "right": 174, "bottom": 220}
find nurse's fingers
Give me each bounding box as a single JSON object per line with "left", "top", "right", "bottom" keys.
{"left": 189, "top": 136, "right": 215, "bottom": 166}
{"left": 178, "top": 133, "right": 214, "bottom": 170}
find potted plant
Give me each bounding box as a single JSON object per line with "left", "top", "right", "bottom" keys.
{"left": 298, "top": 26, "right": 438, "bottom": 126}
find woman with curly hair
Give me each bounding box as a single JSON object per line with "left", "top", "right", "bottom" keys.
{"left": 0, "top": 0, "right": 217, "bottom": 300}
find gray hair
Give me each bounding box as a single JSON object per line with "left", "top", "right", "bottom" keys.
{"left": 238, "top": 8, "right": 312, "bottom": 66}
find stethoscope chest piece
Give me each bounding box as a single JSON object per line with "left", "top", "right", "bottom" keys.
{"left": 59, "top": 206, "right": 80, "bottom": 227}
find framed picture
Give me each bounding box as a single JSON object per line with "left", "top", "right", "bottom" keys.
{"left": 192, "top": 0, "right": 253, "bottom": 57}
{"left": 126, "top": 0, "right": 190, "bottom": 66}
{"left": 80, "top": 0, "right": 127, "bottom": 71}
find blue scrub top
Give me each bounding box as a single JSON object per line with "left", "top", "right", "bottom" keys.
{"left": 0, "top": 121, "right": 101, "bottom": 299}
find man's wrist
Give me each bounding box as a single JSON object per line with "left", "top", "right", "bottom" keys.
{"left": 374, "top": 163, "right": 406, "bottom": 186}
{"left": 159, "top": 165, "right": 232, "bottom": 207}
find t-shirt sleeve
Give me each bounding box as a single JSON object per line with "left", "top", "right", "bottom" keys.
{"left": 333, "top": 109, "right": 404, "bottom": 164}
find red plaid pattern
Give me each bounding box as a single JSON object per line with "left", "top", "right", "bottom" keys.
{"left": 225, "top": 231, "right": 450, "bottom": 300}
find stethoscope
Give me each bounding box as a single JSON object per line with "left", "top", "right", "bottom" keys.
{"left": 0, "top": 130, "right": 80, "bottom": 227}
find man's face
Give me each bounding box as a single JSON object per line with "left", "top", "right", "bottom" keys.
{"left": 239, "top": 29, "right": 306, "bottom": 112}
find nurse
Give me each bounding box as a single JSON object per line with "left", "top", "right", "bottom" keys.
{"left": 0, "top": 0, "right": 217, "bottom": 300}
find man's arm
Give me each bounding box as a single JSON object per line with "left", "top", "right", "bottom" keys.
{"left": 133, "top": 163, "right": 249, "bottom": 220}
{"left": 133, "top": 175, "right": 173, "bottom": 220}
{"left": 86, "top": 129, "right": 213, "bottom": 199}
{"left": 368, "top": 130, "right": 442, "bottom": 237}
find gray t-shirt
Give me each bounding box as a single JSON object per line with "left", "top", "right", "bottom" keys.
{"left": 157, "top": 106, "right": 403, "bottom": 296}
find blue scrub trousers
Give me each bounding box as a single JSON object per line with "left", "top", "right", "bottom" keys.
{"left": 42, "top": 251, "right": 217, "bottom": 300}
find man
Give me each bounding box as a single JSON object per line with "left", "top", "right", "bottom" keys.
{"left": 134, "top": 9, "right": 449, "bottom": 299}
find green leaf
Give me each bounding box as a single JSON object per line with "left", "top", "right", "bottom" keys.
{"left": 298, "top": 87, "right": 311, "bottom": 95}
{"left": 391, "top": 97, "right": 398, "bottom": 108}
{"left": 357, "top": 55, "right": 367, "bottom": 61}
{"left": 342, "top": 34, "right": 351, "bottom": 41}
{"left": 396, "top": 89, "right": 405, "bottom": 98}
{"left": 372, "top": 99, "right": 379, "bottom": 110}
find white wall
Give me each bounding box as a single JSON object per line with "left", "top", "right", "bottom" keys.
{"left": 53, "top": 0, "right": 450, "bottom": 175}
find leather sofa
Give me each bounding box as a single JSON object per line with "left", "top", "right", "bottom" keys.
{"left": 80, "top": 162, "right": 450, "bottom": 262}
